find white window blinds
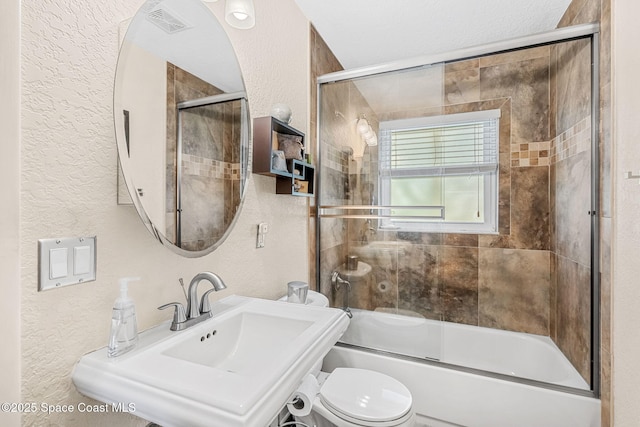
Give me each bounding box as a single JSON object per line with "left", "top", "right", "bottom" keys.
{"left": 379, "top": 110, "right": 500, "bottom": 177}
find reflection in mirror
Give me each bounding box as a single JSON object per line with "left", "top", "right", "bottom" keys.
{"left": 114, "top": 0, "right": 249, "bottom": 257}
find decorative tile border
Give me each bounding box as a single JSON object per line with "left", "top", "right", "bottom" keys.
{"left": 511, "top": 141, "right": 551, "bottom": 167}
{"left": 182, "top": 154, "right": 240, "bottom": 180}
{"left": 510, "top": 117, "right": 590, "bottom": 167}
{"left": 322, "top": 141, "right": 349, "bottom": 174}
{"left": 551, "top": 116, "right": 591, "bottom": 164}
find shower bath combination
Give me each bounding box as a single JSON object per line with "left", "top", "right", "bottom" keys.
{"left": 315, "top": 21, "right": 601, "bottom": 413}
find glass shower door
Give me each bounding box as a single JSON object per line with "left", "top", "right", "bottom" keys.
{"left": 316, "top": 30, "right": 598, "bottom": 393}
{"left": 317, "top": 64, "right": 446, "bottom": 362}
{"left": 176, "top": 96, "right": 247, "bottom": 251}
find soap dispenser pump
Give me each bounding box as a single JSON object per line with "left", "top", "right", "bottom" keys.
{"left": 108, "top": 277, "right": 140, "bottom": 358}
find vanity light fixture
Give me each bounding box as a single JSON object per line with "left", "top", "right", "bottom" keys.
{"left": 201, "top": 0, "right": 255, "bottom": 30}
{"left": 225, "top": 0, "right": 255, "bottom": 29}
{"left": 356, "top": 116, "right": 378, "bottom": 146}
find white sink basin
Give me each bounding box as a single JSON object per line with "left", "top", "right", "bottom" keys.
{"left": 72, "top": 295, "right": 349, "bottom": 427}
{"left": 162, "top": 311, "right": 314, "bottom": 374}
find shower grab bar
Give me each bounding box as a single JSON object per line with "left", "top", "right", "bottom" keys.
{"left": 319, "top": 205, "right": 445, "bottom": 220}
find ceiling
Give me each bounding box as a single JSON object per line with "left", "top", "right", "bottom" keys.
{"left": 295, "top": 0, "right": 573, "bottom": 70}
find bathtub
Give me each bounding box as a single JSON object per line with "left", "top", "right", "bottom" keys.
{"left": 327, "top": 309, "right": 600, "bottom": 427}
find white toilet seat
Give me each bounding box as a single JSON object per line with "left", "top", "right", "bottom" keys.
{"left": 316, "top": 368, "right": 414, "bottom": 427}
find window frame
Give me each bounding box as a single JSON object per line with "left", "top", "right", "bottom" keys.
{"left": 378, "top": 110, "right": 500, "bottom": 234}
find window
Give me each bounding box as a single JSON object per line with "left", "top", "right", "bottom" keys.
{"left": 378, "top": 110, "right": 500, "bottom": 234}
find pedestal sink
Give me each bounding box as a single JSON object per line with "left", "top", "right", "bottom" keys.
{"left": 72, "top": 295, "right": 349, "bottom": 427}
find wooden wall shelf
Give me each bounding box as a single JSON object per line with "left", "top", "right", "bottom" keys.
{"left": 253, "top": 116, "right": 314, "bottom": 197}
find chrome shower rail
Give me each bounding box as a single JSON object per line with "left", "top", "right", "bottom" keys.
{"left": 319, "top": 205, "right": 445, "bottom": 220}
{"left": 317, "top": 23, "right": 599, "bottom": 84}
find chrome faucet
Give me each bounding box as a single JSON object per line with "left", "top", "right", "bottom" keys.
{"left": 331, "top": 271, "right": 353, "bottom": 318}
{"left": 159, "top": 272, "right": 227, "bottom": 331}
{"left": 187, "top": 272, "right": 227, "bottom": 318}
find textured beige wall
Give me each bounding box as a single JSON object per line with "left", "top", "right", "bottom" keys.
{"left": 19, "top": 0, "right": 309, "bottom": 425}
{"left": 612, "top": 0, "right": 640, "bottom": 424}
{"left": 0, "top": 0, "right": 21, "bottom": 426}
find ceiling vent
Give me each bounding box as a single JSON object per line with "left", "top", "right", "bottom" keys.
{"left": 146, "top": 7, "right": 192, "bottom": 34}
{"left": 140, "top": 0, "right": 164, "bottom": 13}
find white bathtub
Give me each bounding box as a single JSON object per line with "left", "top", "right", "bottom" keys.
{"left": 340, "top": 308, "right": 588, "bottom": 388}
{"left": 330, "top": 309, "right": 600, "bottom": 427}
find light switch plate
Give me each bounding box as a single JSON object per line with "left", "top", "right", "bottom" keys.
{"left": 49, "top": 248, "right": 68, "bottom": 279}
{"left": 38, "top": 236, "right": 97, "bottom": 291}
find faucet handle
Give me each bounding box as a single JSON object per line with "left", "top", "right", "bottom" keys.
{"left": 199, "top": 289, "right": 216, "bottom": 315}
{"left": 158, "top": 302, "right": 187, "bottom": 330}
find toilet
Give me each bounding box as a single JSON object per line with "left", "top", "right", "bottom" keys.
{"left": 281, "top": 290, "right": 416, "bottom": 427}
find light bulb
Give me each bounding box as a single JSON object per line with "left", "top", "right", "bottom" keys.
{"left": 356, "top": 118, "right": 370, "bottom": 135}
{"left": 363, "top": 128, "right": 374, "bottom": 140}
{"left": 365, "top": 133, "right": 378, "bottom": 146}
{"left": 225, "top": 0, "right": 255, "bottom": 29}
{"left": 233, "top": 12, "right": 248, "bottom": 20}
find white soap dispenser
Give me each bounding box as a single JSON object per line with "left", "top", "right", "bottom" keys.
{"left": 108, "top": 277, "right": 140, "bottom": 358}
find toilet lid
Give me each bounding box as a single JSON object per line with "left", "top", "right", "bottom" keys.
{"left": 319, "top": 368, "right": 412, "bottom": 423}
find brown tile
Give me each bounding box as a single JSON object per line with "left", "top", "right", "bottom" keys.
{"left": 550, "top": 253, "right": 558, "bottom": 340}
{"left": 555, "top": 256, "right": 591, "bottom": 384}
{"left": 442, "top": 98, "right": 511, "bottom": 153}
{"left": 600, "top": 217, "right": 611, "bottom": 353}
{"left": 398, "top": 232, "right": 443, "bottom": 246}
{"left": 478, "top": 248, "right": 550, "bottom": 334}
{"left": 481, "top": 166, "right": 549, "bottom": 250}
{"left": 445, "top": 58, "right": 479, "bottom": 73}
{"left": 557, "top": 0, "right": 588, "bottom": 27}
{"left": 479, "top": 46, "right": 551, "bottom": 68}
{"left": 495, "top": 98, "right": 512, "bottom": 153}
{"left": 599, "top": 0, "right": 611, "bottom": 88}
{"left": 574, "top": 0, "right": 601, "bottom": 24}
{"left": 601, "top": 348, "right": 612, "bottom": 427}
{"left": 312, "top": 25, "right": 344, "bottom": 76}
{"left": 370, "top": 264, "right": 399, "bottom": 311}
{"left": 480, "top": 56, "right": 551, "bottom": 143}
{"left": 445, "top": 68, "right": 480, "bottom": 105}
{"left": 319, "top": 243, "right": 347, "bottom": 302}
{"left": 497, "top": 153, "right": 512, "bottom": 236}
{"left": 554, "top": 39, "right": 592, "bottom": 135}
{"left": 549, "top": 163, "right": 557, "bottom": 253}
{"left": 439, "top": 247, "right": 479, "bottom": 325}
{"left": 443, "top": 234, "right": 478, "bottom": 247}
{"left": 398, "top": 245, "right": 441, "bottom": 320}
{"left": 554, "top": 150, "right": 591, "bottom": 266}
{"left": 550, "top": 45, "right": 558, "bottom": 139}
{"left": 600, "top": 82, "right": 612, "bottom": 217}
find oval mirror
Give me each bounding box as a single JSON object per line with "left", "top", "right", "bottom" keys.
{"left": 114, "top": 0, "right": 250, "bottom": 257}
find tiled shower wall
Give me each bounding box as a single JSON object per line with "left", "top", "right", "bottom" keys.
{"left": 311, "top": 0, "right": 610, "bottom": 420}
{"left": 551, "top": 0, "right": 613, "bottom": 427}
{"left": 315, "top": 31, "right": 597, "bottom": 386}
{"left": 319, "top": 47, "right": 558, "bottom": 331}
{"left": 165, "top": 63, "right": 242, "bottom": 251}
